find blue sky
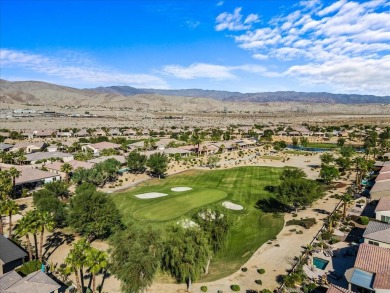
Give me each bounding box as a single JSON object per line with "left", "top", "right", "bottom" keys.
{"left": 1, "top": 0, "right": 390, "bottom": 95}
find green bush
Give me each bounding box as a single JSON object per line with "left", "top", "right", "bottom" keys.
{"left": 321, "top": 231, "right": 332, "bottom": 240}
{"left": 241, "top": 267, "right": 248, "bottom": 272}
{"left": 201, "top": 286, "right": 208, "bottom": 292}
{"left": 257, "top": 268, "right": 265, "bottom": 274}
{"left": 16, "top": 260, "right": 41, "bottom": 276}
{"left": 286, "top": 218, "right": 316, "bottom": 229}
{"left": 255, "top": 280, "right": 262, "bottom": 285}
{"left": 261, "top": 290, "right": 272, "bottom": 293}
{"left": 359, "top": 216, "right": 369, "bottom": 225}
{"left": 231, "top": 284, "right": 240, "bottom": 291}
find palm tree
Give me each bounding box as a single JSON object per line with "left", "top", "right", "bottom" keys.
{"left": 60, "top": 163, "right": 73, "bottom": 183}
{"left": 87, "top": 248, "right": 108, "bottom": 293}
{"left": 353, "top": 156, "right": 367, "bottom": 186}
{"left": 65, "top": 238, "right": 90, "bottom": 293}
{"left": 0, "top": 201, "right": 5, "bottom": 235}
{"left": 15, "top": 213, "right": 34, "bottom": 260}
{"left": 340, "top": 193, "right": 353, "bottom": 219}
{"left": 15, "top": 149, "right": 26, "bottom": 165}
{"left": 4, "top": 199, "right": 19, "bottom": 239}
{"left": 8, "top": 167, "right": 21, "bottom": 192}
{"left": 37, "top": 211, "right": 55, "bottom": 262}
{"left": 190, "top": 134, "right": 202, "bottom": 157}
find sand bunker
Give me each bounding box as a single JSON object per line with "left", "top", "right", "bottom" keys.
{"left": 171, "top": 187, "right": 193, "bottom": 192}
{"left": 177, "top": 219, "right": 199, "bottom": 229}
{"left": 222, "top": 201, "right": 244, "bottom": 210}
{"left": 135, "top": 192, "right": 168, "bottom": 199}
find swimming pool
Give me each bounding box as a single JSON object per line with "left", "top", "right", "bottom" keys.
{"left": 313, "top": 257, "right": 329, "bottom": 270}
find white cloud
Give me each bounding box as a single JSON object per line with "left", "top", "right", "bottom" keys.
{"left": 215, "top": 7, "right": 259, "bottom": 31}
{"left": 161, "top": 63, "right": 271, "bottom": 80}
{"left": 186, "top": 20, "right": 200, "bottom": 29}
{"left": 0, "top": 49, "right": 168, "bottom": 88}
{"left": 216, "top": 0, "right": 390, "bottom": 95}
{"left": 216, "top": 1, "right": 224, "bottom": 7}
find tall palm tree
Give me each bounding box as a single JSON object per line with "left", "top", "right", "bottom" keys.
{"left": 341, "top": 193, "right": 353, "bottom": 219}
{"left": 190, "top": 134, "right": 202, "bottom": 157}
{"left": 60, "top": 163, "right": 73, "bottom": 183}
{"left": 353, "top": 156, "right": 366, "bottom": 186}
{"left": 0, "top": 201, "right": 5, "bottom": 235}
{"left": 65, "top": 238, "right": 90, "bottom": 293}
{"left": 15, "top": 149, "right": 26, "bottom": 165}
{"left": 15, "top": 213, "right": 34, "bottom": 260}
{"left": 37, "top": 211, "right": 55, "bottom": 262}
{"left": 4, "top": 199, "right": 19, "bottom": 239}
{"left": 8, "top": 167, "right": 21, "bottom": 193}
{"left": 87, "top": 248, "right": 108, "bottom": 293}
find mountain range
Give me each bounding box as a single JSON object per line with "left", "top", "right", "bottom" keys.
{"left": 89, "top": 85, "right": 390, "bottom": 104}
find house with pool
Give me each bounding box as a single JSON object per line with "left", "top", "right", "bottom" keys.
{"left": 363, "top": 221, "right": 390, "bottom": 248}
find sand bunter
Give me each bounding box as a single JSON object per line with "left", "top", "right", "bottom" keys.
{"left": 134, "top": 192, "right": 168, "bottom": 199}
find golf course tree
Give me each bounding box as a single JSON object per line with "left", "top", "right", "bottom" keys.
{"left": 276, "top": 169, "right": 324, "bottom": 212}
{"left": 146, "top": 153, "right": 168, "bottom": 179}
{"left": 110, "top": 224, "right": 162, "bottom": 293}
{"left": 339, "top": 145, "right": 355, "bottom": 158}
{"left": 1, "top": 199, "right": 19, "bottom": 239}
{"left": 320, "top": 153, "right": 334, "bottom": 165}
{"left": 335, "top": 156, "right": 352, "bottom": 173}
{"left": 319, "top": 164, "right": 339, "bottom": 184}
{"left": 0, "top": 169, "right": 13, "bottom": 200}
{"left": 279, "top": 168, "right": 307, "bottom": 181}
{"left": 68, "top": 183, "right": 122, "bottom": 242}
{"left": 33, "top": 182, "right": 69, "bottom": 225}
{"left": 299, "top": 137, "right": 309, "bottom": 147}
{"left": 340, "top": 192, "right": 353, "bottom": 219}
{"left": 72, "top": 158, "right": 121, "bottom": 187}
{"left": 337, "top": 137, "right": 346, "bottom": 147}
{"left": 353, "top": 156, "right": 374, "bottom": 186}
{"left": 126, "top": 151, "right": 147, "bottom": 174}
{"left": 162, "top": 225, "right": 211, "bottom": 291}
{"left": 191, "top": 134, "right": 203, "bottom": 156}
{"left": 194, "top": 207, "right": 232, "bottom": 256}
{"left": 60, "top": 163, "right": 73, "bottom": 183}
{"left": 206, "top": 155, "right": 220, "bottom": 168}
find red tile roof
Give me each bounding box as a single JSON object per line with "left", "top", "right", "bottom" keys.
{"left": 375, "top": 196, "right": 390, "bottom": 212}
{"left": 355, "top": 243, "right": 390, "bottom": 273}
{"left": 326, "top": 284, "right": 355, "bottom": 293}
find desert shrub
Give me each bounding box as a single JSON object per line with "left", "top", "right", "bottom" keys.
{"left": 286, "top": 218, "right": 316, "bottom": 229}
{"left": 201, "top": 286, "right": 208, "bottom": 292}
{"left": 292, "top": 213, "right": 298, "bottom": 217}
{"left": 321, "top": 231, "right": 332, "bottom": 240}
{"left": 261, "top": 290, "right": 272, "bottom": 293}
{"left": 231, "top": 284, "right": 240, "bottom": 291}
{"left": 16, "top": 260, "right": 41, "bottom": 276}
{"left": 255, "top": 280, "right": 262, "bottom": 285}
{"left": 241, "top": 267, "right": 248, "bottom": 272}
{"left": 257, "top": 268, "right": 265, "bottom": 274}
{"left": 359, "top": 216, "right": 369, "bottom": 225}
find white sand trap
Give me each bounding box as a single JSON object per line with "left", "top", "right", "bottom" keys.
{"left": 171, "top": 187, "right": 193, "bottom": 192}
{"left": 135, "top": 192, "right": 168, "bottom": 199}
{"left": 222, "top": 201, "right": 244, "bottom": 210}
{"left": 177, "top": 219, "right": 199, "bottom": 229}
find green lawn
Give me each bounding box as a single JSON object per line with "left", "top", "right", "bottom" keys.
{"left": 112, "top": 166, "right": 284, "bottom": 281}
{"left": 307, "top": 142, "right": 338, "bottom": 149}
{"left": 133, "top": 189, "right": 227, "bottom": 221}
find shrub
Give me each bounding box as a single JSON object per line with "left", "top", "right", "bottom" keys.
{"left": 241, "top": 267, "right": 248, "bottom": 272}
{"left": 262, "top": 290, "right": 272, "bottom": 293}
{"left": 231, "top": 285, "right": 240, "bottom": 291}
{"left": 286, "top": 218, "right": 316, "bottom": 229}
{"left": 255, "top": 280, "right": 262, "bottom": 285}
{"left": 201, "top": 286, "right": 208, "bottom": 292}
{"left": 16, "top": 260, "right": 41, "bottom": 276}
{"left": 292, "top": 213, "right": 298, "bottom": 217}
{"left": 257, "top": 268, "right": 265, "bottom": 274}
{"left": 321, "top": 231, "right": 332, "bottom": 240}
{"left": 359, "top": 216, "right": 369, "bottom": 225}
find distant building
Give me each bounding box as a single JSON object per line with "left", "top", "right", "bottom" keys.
{"left": 0, "top": 270, "right": 61, "bottom": 292}
{"left": 82, "top": 142, "right": 121, "bottom": 156}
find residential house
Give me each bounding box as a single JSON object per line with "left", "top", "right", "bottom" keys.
{"left": 11, "top": 142, "right": 46, "bottom": 154}
{"left": 45, "top": 160, "right": 95, "bottom": 174}
{"left": 0, "top": 143, "right": 13, "bottom": 152}
{"left": 88, "top": 155, "right": 126, "bottom": 165}
{"left": 33, "top": 130, "right": 56, "bottom": 138}
{"left": 74, "top": 129, "right": 89, "bottom": 137}
{"left": 122, "top": 129, "right": 137, "bottom": 137}
{"left": 9, "top": 166, "right": 61, "bottom": 190}
{"left": 93, "top": 129, "right": 106, "bottom": 137}
{"left": 370, "top": 181, "right": 390, "bottom": 200}
{"left": 0, "top": 270, "right": 61, "bottom": 293}
{"left": 127, "top": 141, "right": 146, "bottom": 151}
{"left": 383, "top": 153, "right": 390, "bottom": 161}
{"left": 82, "top": 142, "right": 121, "bottom": 156}
{"left": 109, "top": 128, "right": 122, "bottom": 136}
{"left": 363, "top": 221, "right": 390, "bottom": 248}
{"left": 345, "top": 243, "right": 390, "bottom": 293}
{"left": 56, "top": 131, "right": 73, "bottom": 138}
{"left": 326, "top": 284, "right": 355, "bottom": 293}
{"left": 0, "top": 235, "right": 27, "bottom": 275}
{"left": 47, "top": 145, "right": 58, "bottom": 153}
{"left": 24, "top": 152, "right": 74, "bottom": 164}
{"left": 375, "top": 197, "right": 390, "bottom": 223}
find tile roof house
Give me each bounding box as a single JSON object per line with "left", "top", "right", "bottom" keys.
{"left": 0, "top": 270, "right": 61, "bottom": 293}
{"left": 82, "top": 142, "right": 121, "bottom": 156}
{"left": 88, "top": 155, "right": 126, "bottom": 165}
{"left": 363, "top": 221, "right": 390, "bottom": 248}
{"left": 345, "top": 243, "right": 390, "bottom": 292}
{"left": 375, "top": 197, "right": 390, "bottom": 223}
{"left": 45, "top": 160, "right": 95, "bottom": 174}
{"left": 0, "top": 144, "right": 13, "bottom": 152}
{"left": 326, "top": 284, "right": 355, "bottom": 293}
{"left": 370, "top": 181, "right": 390, "bottom": 201}
{"left": 0, "top": 235, "right": 27, "bottom": 275}
{"left": 24, "top": 152, "right": 74, "bottom": 164}
{"left": 11, "top": 142, "right": 47, "bottom": 154}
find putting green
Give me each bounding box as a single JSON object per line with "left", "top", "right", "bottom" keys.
{"left": 133, "top": 189, "right": 227, "bottom": 221}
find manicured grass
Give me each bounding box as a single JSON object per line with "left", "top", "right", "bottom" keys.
{"left": 112, "top": 166, "right": 284, "bottom": 281}
{"left": 133, "top": 189, "right": 227, "bottom": 221}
